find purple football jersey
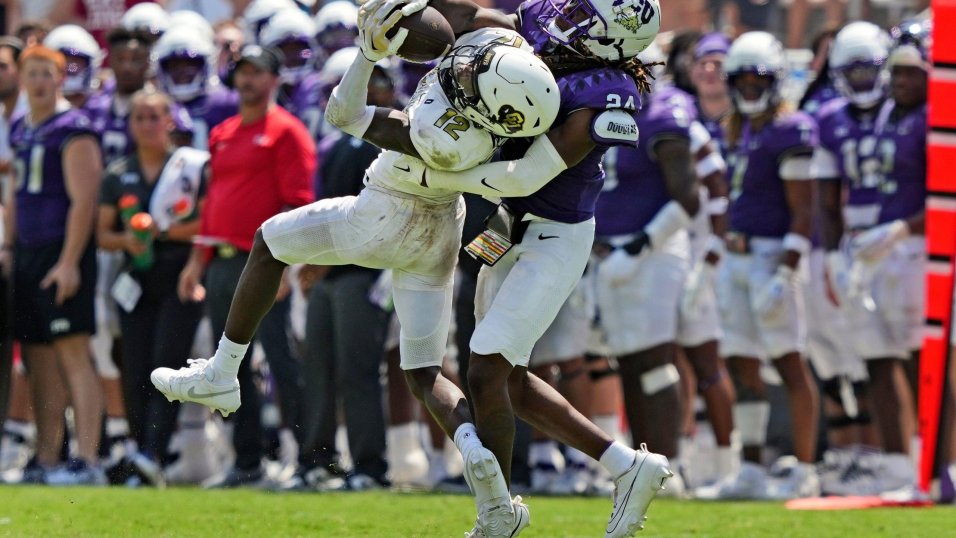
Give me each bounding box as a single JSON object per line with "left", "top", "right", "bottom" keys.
{"left": 503, "top": 0, "right": 642, "bottom": 224}
{"left": 181, "top": 86, "right": 238, "bottom": 151}
{"left": 727, "top": 111, "right": 818, "bottom": 238}
{"left": 801, "top": 82, "right": 841, "bottom": 118}
{"left": 85, "top": 87, "right": 195, "bottom": 166}
{"left": 815, "top": 98, "right": 884, "bottom": 208}
{"left": 279, "top": 73, "right": 323, "bottom": 141}
{"left": 12, "top": 108, "right": 98, "bottom": 246}
{"left": 695, "top": 100, "right": 727, "bottom": 157}
{"left": 874, "top": 101, "right": 926, "bottom": 224}
{"left": 596, "top": 85, "right": 695, "bottom": 236}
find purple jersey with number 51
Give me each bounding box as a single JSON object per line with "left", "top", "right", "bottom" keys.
{"left": 503, "top": 0, "right": 642, "bottom": 224}
{"left": 12, "top": 108, "right": 98, "bottom": 247}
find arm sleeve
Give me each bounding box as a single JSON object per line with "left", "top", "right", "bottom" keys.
{"left": 423, "top": 135, "right": 567, "bottom": 198}
{"left": 325, "top": 54, "right": 377, "bottom": 138}
{"left": 810, "top": 146, "right": 839, "bottom": 179}
{"left": 276, "top": 122, "right": 317, "bottom": 208}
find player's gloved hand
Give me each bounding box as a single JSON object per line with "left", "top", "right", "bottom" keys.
{"left": 753, "top": 265, "right": 795, "bottom": 323}
{"left": 681, "top": 260, "right": 716, "bottom": 320}
{"left": 851, "top": 219, "right": 909, "bottom": 262}
{"left": 599, "top": 246, "right": 646, "bottom": 287}
{"left": 358, "top": 0, "right": 408, "bottom": 62}
{"left": 360, "top": 0, "right": 427, "bottom": 19}
{"left": 823, "top": 250, "right": 850, "bottom": 307}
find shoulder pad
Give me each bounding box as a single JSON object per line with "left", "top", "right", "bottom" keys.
{"left": 591, "top": 109, "right": 639, "bottom": 147}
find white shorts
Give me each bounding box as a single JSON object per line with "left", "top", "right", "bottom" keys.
{"left": 676, "top": 272, "right": 723, "bottom": 348}
{"left": 716, "top": 238, "right": 807, "bottom": 361}
{"left": 594, "top": 234, "right": 689, "bottom": 356}
{"left": 803, "top": 250, "right": 866, "bottom": 381}
{"left": 844, "top": 236, "right": 925, "bottom": 360}
{"left": 530, "top": 271, "right": 594, "bottom": 366}
{"left": 471, "top": 216, "right": 595, "bottom": 367}
{"left": 263, "top": 186, "right": 465, "bottom": 370}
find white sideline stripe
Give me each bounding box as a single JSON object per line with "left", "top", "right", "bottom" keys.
{"left": 932, "top": 67, "right": 956, "bottom": 83}
{"left": 927, "top": 260, "right": 952, "bottom": 275}
{"left": 928, "top": 196, "right": 956, "bottom": 212}
{"left": 929, "top": 131, "right": 956, "bottom": 146}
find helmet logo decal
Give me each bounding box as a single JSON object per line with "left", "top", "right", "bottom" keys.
{"left": 496, "top": 105, "right": 525, "bottom": 134}
{"left": 612, "top": 0, "right": 656, "bottom": 35}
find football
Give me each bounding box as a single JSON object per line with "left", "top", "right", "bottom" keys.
{"left": 387, "top": 6, "right": 455, "bottom": 63}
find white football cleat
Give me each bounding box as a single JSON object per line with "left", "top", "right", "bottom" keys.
{"left": 765, "top": 457, "right": 821, "bottom": 500}
{"left": 695, "top": 461, "right": 769, "bottom": 500}
{"left": 604, "top": 443, "right": 673, "bottom": 538}
{"left": 151, "top": 359, "right": 240, "bottom": 417}
{"left": 465, "top": 496, "right": 530, "bottom": 538}
{"left": 463, "top": 446, "right": 514, "bottom": 538}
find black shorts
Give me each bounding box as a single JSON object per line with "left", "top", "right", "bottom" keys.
{"left": 13, "top": 241, "right": 96, "bottom": 344}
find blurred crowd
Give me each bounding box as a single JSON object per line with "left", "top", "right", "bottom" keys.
{"left": 0, "top": 0, "right": 952, "bottom": 507}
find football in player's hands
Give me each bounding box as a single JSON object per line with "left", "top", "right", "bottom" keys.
{"left": 386, "top": 6, "right": 454, "bottom": 63}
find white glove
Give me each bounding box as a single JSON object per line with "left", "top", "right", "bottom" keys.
{"left": 753, "top": 265, "right": 795, "bottom": 323}
{"left": 846, "top": 260, "right": 878, "bottom": 312}
{"left": 681, "top": 260, "right": 715, "bottom": 320}
{"left": 851, "top": 220, "right": 909, "bottom": 262}
{"left": 358, "top": 0, "right": 409, "bottom": 62}
{"left": 823, "top": 250, "right": 850, "bottom": 307}
{"left": 359, "top": 0, "right": 428, "bottom": 19}
{"left": 599, "top": 248, "right": 645, "bottom": 287}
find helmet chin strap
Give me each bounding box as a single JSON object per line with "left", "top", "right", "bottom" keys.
{"left": 734, "top": 90, "right": 772, "bottom": 116}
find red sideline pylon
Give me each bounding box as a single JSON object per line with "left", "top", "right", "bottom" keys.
{"left": 923, "top": 0, "right": 956, "bottom": 493}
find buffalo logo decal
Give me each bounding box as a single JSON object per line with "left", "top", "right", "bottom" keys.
{"left": 496, "top": 105, "right": 525, "bottom": 134}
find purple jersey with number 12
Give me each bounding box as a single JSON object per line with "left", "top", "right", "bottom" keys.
{"left": 502, "top": 0, "right": 642, "bottom": 224}
{"left": 815, "top": 98, "right": 883, "bottom": 207}
{"left": 875, "top": 100, "right": 926, "bottom": 225}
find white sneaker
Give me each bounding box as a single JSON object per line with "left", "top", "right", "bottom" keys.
{"left": 604, "top": 444, "right": 673, "bottom": 538}
{"left": 465, "top": 496, "right": 530, "bottom": 538}
{"left": 765, "top": 457, "right": 821, "bottom": 500}
{"left": 530, "top": 463, "right": 561, "bottom": 494}
{"left": 463, "top": 446, "right": 514, "bottom": 538}
{"left": 694, "top": 461, "right": 768, "bottom": 500}
{"left": 151, "top": 359, "right": 240, "bottom": 417}
{"left": 548, "top": 463, "right": 592, "bottom": 496}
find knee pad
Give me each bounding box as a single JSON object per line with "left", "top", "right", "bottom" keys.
{"left": 733, "top": 401, "right": 770, "bottom": 446}
{"left": 393, "top": 284, "right": 452, "bottom": 370}
{"left": 640, "top": 363, "right": 680, "bottom": 395}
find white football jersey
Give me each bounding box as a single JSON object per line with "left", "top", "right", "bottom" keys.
{"left": 365, "top": 28, "right": 531, "bottom": 201}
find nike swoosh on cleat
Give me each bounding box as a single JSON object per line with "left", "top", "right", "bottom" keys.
{"left": 538, "top": 234, "right": 559, "bottom": 240}
{"left": 481, "top": 178, "right": 501, "bottom": 192}
{"left": 606, "top": 456, "right": 646, "bottom": 534}
{"left": 394, "top": 164, "right": 411, "bottom": 173}
{"left": 186, "top": 386, "right": 239, "bottom": 399}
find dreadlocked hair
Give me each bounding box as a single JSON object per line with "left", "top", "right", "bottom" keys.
{"left": 538, "top": 41, "right": 662, "bottom": 95}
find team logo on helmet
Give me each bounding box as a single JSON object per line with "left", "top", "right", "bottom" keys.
{"left": 612, "top": 0, "right": 656, "bottom": 35}
{"left": 496, "top": 105, "right": 525, "bottom": 134}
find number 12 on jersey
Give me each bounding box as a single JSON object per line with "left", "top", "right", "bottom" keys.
{"left": 434, "top": 108, "right": 471, "bottom": 141}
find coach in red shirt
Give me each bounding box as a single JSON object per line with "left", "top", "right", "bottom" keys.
{"left": 177, "top": 44, "right": 315, "bottom": 487}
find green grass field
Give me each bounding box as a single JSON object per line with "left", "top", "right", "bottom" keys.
{"left": 0, "top": 486, "right": 953, "bottom": 537}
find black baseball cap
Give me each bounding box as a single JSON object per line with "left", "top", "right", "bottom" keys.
{"left": 234, "top": 44, "right": 284, "bottom": 75}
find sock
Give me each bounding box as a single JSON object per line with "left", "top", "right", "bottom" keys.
{"left": 565, "top": 447, "right": 590, "bottom": 468}
{"left": 210, "top": 335, "right": 249, "bottom": 382}
{"left": 105, "top": 417, "right": 129, "bottom": 439}
{"left": 716, "top": 446, "right": 739, "bottom": 479}
{"left": 454, "top": 423, "right": 482, "bottom": 456}
{"left": 529, "top": 440, "right": 560, "bottom": 467}
{"left": 599, "top": 441, "right": 635, "bottom": 478}
{"left": 3, "top": 419, "right": 35, "bottom": 441}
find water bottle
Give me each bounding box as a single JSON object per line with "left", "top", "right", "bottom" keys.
{"left": 129, "top": 212, "right": 155, "bottom": 271}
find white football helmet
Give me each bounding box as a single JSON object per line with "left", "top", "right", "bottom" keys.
{"left": 319, "top": 46, "right": 400, "bottom": 94}
{"left": 540, "top": 0, "right": 660, "bottom": 62}
{"left": 43, "top": 25, "right": 103, "bottom": 96}
{"left": 169, "top": 10, "right": 216, "bottom": 44}
{"left": 438, "top": 44, "right": 560, "bottom": 138}
{"left": 829, "top": 22, "right": 891, "bottom": 108}
{"left": 260, "top": 8, "right": 317, "bottom": 85}
{"left": 243, "top": 0, "right": 297, "bottom": 43}
{"left": 724, "top": 31, "right": 786, "bottom": 116}
{"left": 121, "top": 3, "right": 171, "bottom": 37}
{"left": 313, "top": 1, "right": 359, "bottom": 56}
{"left": 154, "top": 27, "right": 216, "bottom": 102}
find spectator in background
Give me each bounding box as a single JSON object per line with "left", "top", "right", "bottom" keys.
{"left": 667, "top": 31, "right": 703, "bottom": 96}
{"left": 786, "top": 0, "right": 849, "bottom": 49}
{"left": 295, "top": 48, "right": 395, "bottom": 491}
{"left": 175, "top": 44, "right": 315, "bottom": 487}
{"left": 8, "top": 45, "right": 104, "bottom": 484}
{"left": 798, "top": 29, "right": 841, "bottom": 117}
{"left": 214, "top": 20, "right": 245, "bottom": 82}
{"left": 14, "top": 20, "right": 50, "bottom": 47}
{"left": 97, "top": 89, "right": 209, "bottom": 485}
